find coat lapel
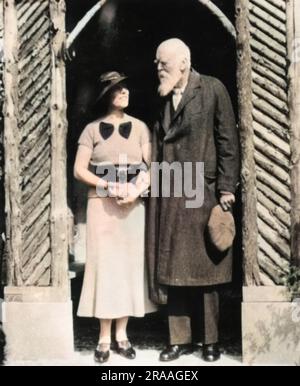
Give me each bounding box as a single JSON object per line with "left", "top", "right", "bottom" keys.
{"left": 163, "top": 70, "right": 202, "bottom": 143}
{"left": 172, "top": 83, "right": 196, "bottom": 122}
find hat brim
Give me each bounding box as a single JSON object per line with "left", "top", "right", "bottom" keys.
{"left": 96, "top": 76, "right": 128, "bottom": 103}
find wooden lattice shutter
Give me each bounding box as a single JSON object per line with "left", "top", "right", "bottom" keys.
{"left": 237, "top": 0, "right": 293, "bottom": 285}
{"left": 3, "top": 0, "right": 68, "bottom": 288}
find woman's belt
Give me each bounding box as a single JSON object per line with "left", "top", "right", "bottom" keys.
{"left": 90, "top": 163, "right": 148, "bottom": 183}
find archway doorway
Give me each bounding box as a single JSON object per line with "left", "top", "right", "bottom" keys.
{"left": 66, "top": 0, "right": 242, "bottom": 355}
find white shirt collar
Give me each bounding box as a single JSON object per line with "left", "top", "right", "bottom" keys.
{"left": 173, "top": 81, "right": 188, "bottom": 95}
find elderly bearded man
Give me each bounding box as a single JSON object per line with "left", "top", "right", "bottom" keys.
{"left": 146, "top": 39, "right": 240, "bottom": 362}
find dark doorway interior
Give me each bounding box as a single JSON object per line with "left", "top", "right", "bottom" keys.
{"left": 66, "top": 0, "right": 242, "bottom": 355}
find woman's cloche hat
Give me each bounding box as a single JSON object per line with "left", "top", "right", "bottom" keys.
{"left": 96, "top": 71, "right": 128, "bottom": 102}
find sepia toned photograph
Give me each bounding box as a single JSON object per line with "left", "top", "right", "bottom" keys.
{"left": 0, "top": 0, "right": 300, "bottom": 369}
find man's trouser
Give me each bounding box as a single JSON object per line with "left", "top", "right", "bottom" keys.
{"left": 168, "top": 286, "right": 219, "bottom": 345}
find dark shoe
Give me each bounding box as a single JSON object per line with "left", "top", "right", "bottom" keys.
{"left": 202, "top": 343, "right": 221, "bottom": 362}
{"left": 116, "top": 341, "right": 136, "bottom": 360}
{"left": 94, "top": 343, "right": 110, "bottom": 364}
{"left": 159, "top": 344, "right": 194, "bottom": 362}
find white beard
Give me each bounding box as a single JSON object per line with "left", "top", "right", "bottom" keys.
{"left": 158, "top": 73, "right": 181, "bottom": 97}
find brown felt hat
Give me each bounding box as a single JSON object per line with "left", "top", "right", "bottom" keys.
{"left": 96, "top": 71, "right": 128, "bottom": 102}
{"left": 208, "top": 205, "right": 236, "bottom": 252}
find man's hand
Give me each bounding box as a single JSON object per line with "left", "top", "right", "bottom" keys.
{"left": 219, "top": 191, "right": 235, "bottom": 211}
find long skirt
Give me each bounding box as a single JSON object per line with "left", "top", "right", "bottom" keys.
{"left": 77, "top": 196, "right": 157, "bottom": 319}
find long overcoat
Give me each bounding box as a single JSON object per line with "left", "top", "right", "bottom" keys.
{"left": 146, "top": 70, "right": 240, "bottom": 304}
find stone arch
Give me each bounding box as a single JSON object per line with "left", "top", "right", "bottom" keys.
{"left": 65, "top": 0, "right": 236, "bottom": 57}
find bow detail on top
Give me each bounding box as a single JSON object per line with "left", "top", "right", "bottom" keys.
{"left": 99, "top": 122, "right": 132, "bottom": 140}
{"left": 99, "top": 122, "right": 114, "bottom": 140}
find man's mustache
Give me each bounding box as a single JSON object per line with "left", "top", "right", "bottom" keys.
{"left": 158, "top": 71, "right": 169, "bottom": 79}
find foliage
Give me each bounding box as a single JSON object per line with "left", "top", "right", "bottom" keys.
{"left": 281, "top": 265, "right": 300, "bottom": 300}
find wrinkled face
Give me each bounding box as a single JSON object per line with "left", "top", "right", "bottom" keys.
{"left": 155, "top": 48, "right": 184, "bottom": 97}
{"left": 110, "top": 83, "right": 129, "bottom": 110}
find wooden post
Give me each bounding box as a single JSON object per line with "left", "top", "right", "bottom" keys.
{"left": 236, "top": 0, "right": 261, "bottom": 285}
{"left": 0, "top": 0, "right": 4, "bottom": 290}
{"left": 3, "top": 2, "right": 74, "bottom": 361}
{"left": 49, "top": 0, "right": 69, "bottom": 290}
{"left": 3, "top": 0, "right": 22, "bottom": 286}
{"left": 287, "top": 0, "right": 300, "bottom": 267}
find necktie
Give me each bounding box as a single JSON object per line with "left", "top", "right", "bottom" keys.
{"left": 172, "top": 88, "right": 183, "bottom": 111}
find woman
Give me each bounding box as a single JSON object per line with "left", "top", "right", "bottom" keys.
{"left": 74, "top": 71, "right": 156, "bottom": 364}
